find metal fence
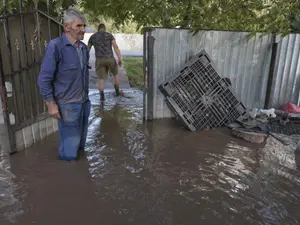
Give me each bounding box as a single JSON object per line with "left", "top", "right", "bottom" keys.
{"left": 143, "top": 28, "right": 300, "bottom": 120}
{"left": 270, "top": 34, "right": 300, "bottom": 108}
{"left": 0, "top": 0, "right": 62, "bottom": 153}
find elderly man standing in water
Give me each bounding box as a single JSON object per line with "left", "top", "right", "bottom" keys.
{"left": 38, "top": 7, "right": 90, "bottom": 161}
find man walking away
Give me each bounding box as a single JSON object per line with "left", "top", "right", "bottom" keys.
{"left": 38, "top": 7, "right": 90, "bottom": 161}
{"left": 88, "top": 23, "right": 123, "bottom": 101}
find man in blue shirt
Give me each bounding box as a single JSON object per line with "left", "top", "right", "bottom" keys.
{"left": 38, "top": 7, "right": 90, "bottom": 161}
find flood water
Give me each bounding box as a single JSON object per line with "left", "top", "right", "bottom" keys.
{"left": 1, "top": 89, "right": 300, "bottom": 225}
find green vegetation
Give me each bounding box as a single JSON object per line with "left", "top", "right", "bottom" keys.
{"left": 2, "top": 0, "right": 300, "bottom": 36}
{"left": 81, "top": 0, "right": 300, "bottom": 36}
{"left": 122, "top": 57, "right": 143, "bottom": 89}
{"left": 84, "top": 14, "right": 141, "bottom": 34}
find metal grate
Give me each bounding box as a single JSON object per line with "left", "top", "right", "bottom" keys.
{"left": 159, "top": 50, "right": 246, "bottom": 131}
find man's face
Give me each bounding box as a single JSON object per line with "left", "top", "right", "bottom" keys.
{"left": 64, "top": 18, "right": 86, "bottom": 41}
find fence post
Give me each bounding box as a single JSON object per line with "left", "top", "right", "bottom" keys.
{"left": 264, "top": 33, "right": 278, "bottom": 109}
{"left": 2, "top": 0, "right": 20, "bottom": 126}
{"left": 19, "top": 0, "right": 34, "bottom": 120}
{"left": 143, "top": 30, "right": 147, "bottom": 121}
{"left": 0, "top": 50, "right": 16, "bottom": 154}
{"left": 147, "top": 32, "right": 155, "bottom": 121}
{"left": 34, "top": 0, "right": 42, "bottom": 58}
{"left": 47, "top": 0, "right": 51, "bottom": 40}
{"left": 58, "top": 11, "right": 62, "bottom": 36}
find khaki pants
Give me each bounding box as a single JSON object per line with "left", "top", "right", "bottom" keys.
{"left": 95, "top": 57, "right": 118, "bottom": 79}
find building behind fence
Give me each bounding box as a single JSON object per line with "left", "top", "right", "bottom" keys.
{"left": 143, "top": 28, "right": 300, "bottom": 120}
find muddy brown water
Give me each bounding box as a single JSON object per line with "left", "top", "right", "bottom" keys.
{"left": 1, "top": 89, "right": 300, "bottom": 225}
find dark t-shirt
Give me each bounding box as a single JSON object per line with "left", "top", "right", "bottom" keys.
{"left": 88, "top": 31, "right": 115, "bottom": 59}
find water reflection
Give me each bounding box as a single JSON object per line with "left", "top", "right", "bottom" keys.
{"left": 7, "top": 133, "right": 108, "bottom": 225}
{"left": 84, "top": 92, "right": 300, "bottom": 225}
{"left": 0, "top": 134, "right": 23, "bottom": 224}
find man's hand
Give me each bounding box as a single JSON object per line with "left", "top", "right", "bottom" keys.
{"left": 88, "top": 43, "right": 92, "bottom": 52}
{"left": 118, "top": 59, "right": 122, "bottom": 66}
{"left": 112, "top": 40, "right": 122, "bottom": 67}
{"left": 46, "top": 101, "right": 61, "bottom": 120}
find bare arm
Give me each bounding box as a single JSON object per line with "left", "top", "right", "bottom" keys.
{"left": 112, "top": 40, "right": 122, "bottom": 66}
{"left": 88, "top": 43, "right": 92, "bottom": 52}
{"left": 87, "top": 35, "right": 93, "bottom": 52}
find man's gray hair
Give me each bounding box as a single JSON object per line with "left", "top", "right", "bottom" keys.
{"left": 63, "top": 7, "right": 86, "bottom": 24}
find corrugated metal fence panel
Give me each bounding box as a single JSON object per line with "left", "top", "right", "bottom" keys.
{"left": 152, "top": 29, "right": 189, "bottom": 119}
{"left": 187, "top": 31, "right": 273, "bottom": 109}
{"left": 149, "top": 28, "right": 274, "bottom": 119}
{"left": 270, "top": 34, "right": 300, "bottom": 108}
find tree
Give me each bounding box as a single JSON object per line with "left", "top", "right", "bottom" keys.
{"left": 2, "top": 0, "right": 300, "bottom": 36}
{"left": 82, "top": 0, "right": 300, "bottom": 36}
{"left": 84, "top": 12, "right": 141, "bottom": 34}
{"left": 0, "top": 0, "right": 71, "bottom": 14}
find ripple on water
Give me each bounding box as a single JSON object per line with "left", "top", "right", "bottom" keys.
{"left": 86, "top": 103, "right": 300, "bottom": 224}
{"left": 2, "top": 88, "right": 300, "bottom": 225}
{"left": 0, "top": 155, "right": 24, "bottom": 223}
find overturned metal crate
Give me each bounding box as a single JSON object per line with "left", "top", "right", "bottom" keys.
{"left": 159, "top": 50, "right": 246, "bottom": 131}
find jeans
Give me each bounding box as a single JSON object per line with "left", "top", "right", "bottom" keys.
{"left": 57, "top": 100, "right": 91, "bottom": 161}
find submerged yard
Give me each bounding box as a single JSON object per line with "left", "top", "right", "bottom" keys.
{"left": 1, "top": 87, "right": 300, "bottom": 225}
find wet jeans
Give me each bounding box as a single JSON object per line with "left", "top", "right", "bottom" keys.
{"left": 57, "top": 100, "right": 91, "bottom": 161}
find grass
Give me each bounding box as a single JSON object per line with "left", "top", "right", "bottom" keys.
{"left": 122, "top": 56, "right": 144, "bottom": 89}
